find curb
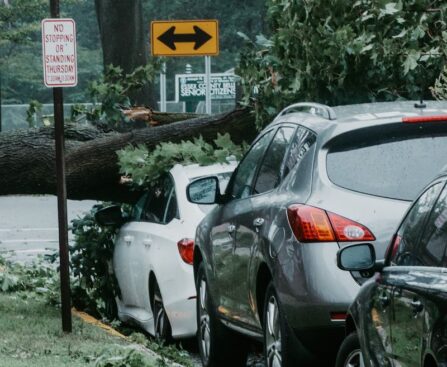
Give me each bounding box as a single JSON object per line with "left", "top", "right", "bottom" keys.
{"left": 72, "top": 308, "right": 187, "bottom": 367}
{"left": 72, "top": 308, "right": 127, "bottom": 339}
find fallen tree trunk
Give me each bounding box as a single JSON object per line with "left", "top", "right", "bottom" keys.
{"left": 0, "top": 108, "right": 256, "bottom": 203}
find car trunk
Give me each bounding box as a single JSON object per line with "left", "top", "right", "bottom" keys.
{"left": 315, "top": 121, "right": 447, "bottom": 259}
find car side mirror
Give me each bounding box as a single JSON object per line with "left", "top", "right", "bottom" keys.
{"left": 95, "top": 205, "right": 125, "bottom": 227}
{"left": 337, "top": 243, "right": 376, "bottom": 272}
{"left": 187, "top": 176, "right": 222, "bottom": 205}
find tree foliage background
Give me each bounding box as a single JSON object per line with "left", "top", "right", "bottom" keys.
{"left": 143, "top": 0, "right": 267, "bottom": 100}
{"left": 238, "top": 0, "right": 447, "bottom": 127}
{"left": 0, "top": 0, "right": 101, "bottom": 104}
{"left": 1, "top": 0, "right": 267, "bottom": 105}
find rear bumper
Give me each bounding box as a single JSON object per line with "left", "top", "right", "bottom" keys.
{"left": 292, "top": 324, "right": 345, "bottom": 360}
{"left": 159, "top": 251, "right": 197, "bottom": 339}
{"left": 274, "top": 241, "right": 360, "bottom": 359}
{"left": 165, "top": 295, "right": 197, "bottom": 339}
{"left": 282, "top": 301, "right": 348, "bottom": 361}
{"left": 278, "top": 242, "right": 359, "bottom": 318}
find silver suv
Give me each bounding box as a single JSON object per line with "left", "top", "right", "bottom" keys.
{"left": 186, "top": 101, "right": 447, "bottom": 367}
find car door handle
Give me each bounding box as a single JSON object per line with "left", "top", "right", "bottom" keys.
{"left": 379, "top": 294, "right": 390, "bottom": 307}
{"left": 143, "top": 238, "right": 152, "bottom": 248}
{"left": 411, "top": 299, "right": 423, "bottom": 313}
{"left": 253, "top": 217, "right": 265, "bottom": 227}
{"left": 228, "top": 224, "right": 236, "bottom": 234}
{"left": 124, "top": 235, "right": 133, "bottom": 245}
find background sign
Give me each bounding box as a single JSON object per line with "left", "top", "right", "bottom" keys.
{"left": 42, "top": 18, "right": 77, "bottom": 87}
{"left": 176, "top": 73, "right": 236, "bottom": 102}
{"left": 151, "top": 20, "right": 219, "bottom": 57}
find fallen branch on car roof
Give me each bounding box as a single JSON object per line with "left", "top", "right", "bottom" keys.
{"left": 0, "top": 108, "right": 256, "bottom": 203}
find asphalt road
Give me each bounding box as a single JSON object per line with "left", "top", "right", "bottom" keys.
{"left": 0, "top": 195, "right": 96, "bottom": 262}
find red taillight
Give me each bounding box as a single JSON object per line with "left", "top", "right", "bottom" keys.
{"left": 287, "top": 205, "right": 335, "bottom": 242}
{"left": 402, "top": 115, "right": 447, "bottom": 123}
{"left": 327, "top": 211, "right": 375, "bottom": 241}
{"left": 177, "top": 238, "right": 194, "bottom": 265}
{"left": 330, "top": 312, "right": 347, "bottom": 321}
{"left": 390, "top": 234, "right": 401, "bottom": 260}
{"left": 287, "top": 205, "right": 375, "bottom": 243}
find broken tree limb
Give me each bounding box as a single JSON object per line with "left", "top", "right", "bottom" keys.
{"left": 0, "top": 108, "right": 256, "bottom": 203}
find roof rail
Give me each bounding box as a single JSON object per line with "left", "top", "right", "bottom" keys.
{"left": 276, "top": 102, "right": 337, "bottom": 121}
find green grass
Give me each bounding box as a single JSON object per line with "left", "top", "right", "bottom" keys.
{"left": 0, "top": 293, "right": 151, "bottom": 367}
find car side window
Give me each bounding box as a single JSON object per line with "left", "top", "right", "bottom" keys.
{"left": 282, "top": 126, "right": 316, "bottom": 178}
{"left": 417, "top": 184, "right": 447, "bottom": 267}
{"left": 141, "top": 175, "right": 175, "bottom": 224}
{"left": 253, "top": 127, "right": 294, "bottom": 195}
{"left": 164, "top": 186, "right": 179, "bottom": 223}
{"left": 390, "top": 182, "right": 444, "bottom": 266}
{"left": 228, "top": 130, "right": 274, "bottom": 200}
{"left": 131, "top": 192, "right": 149, "bottom": 221}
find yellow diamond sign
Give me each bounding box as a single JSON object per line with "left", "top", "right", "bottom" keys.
{"left": 151, "top": 20, "right": 219, "bottom": 57}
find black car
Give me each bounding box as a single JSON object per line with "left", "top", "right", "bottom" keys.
{"left": 337, "top": 170, "right": 447, "bottom": 367}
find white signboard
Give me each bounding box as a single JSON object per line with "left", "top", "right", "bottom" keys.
{"left": 175, "top": 73, "right": 237, "bottom": 102}
{"left": 42, "top": 19, "right": 77, "bottom": 88}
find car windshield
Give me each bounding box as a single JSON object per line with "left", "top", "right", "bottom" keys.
{"left": 193, "top": 171, "right": 233, "bottom": 214}
{"left": 327, "top": 132, "right": 447, "bottom": 201}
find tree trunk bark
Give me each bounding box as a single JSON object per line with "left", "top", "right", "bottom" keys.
{"left": 95, "top": 0, "right": 156, "bottom": 107}
{"left": 0, "top": 108, "right": 256, "bottom": 203}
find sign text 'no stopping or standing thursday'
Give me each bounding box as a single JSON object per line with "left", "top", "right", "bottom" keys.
{"left": 42, "top": 19, "right": 77, "bottom": 88}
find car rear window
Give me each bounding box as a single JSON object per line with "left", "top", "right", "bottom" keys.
{"left": 327, "top": 130, "right": 447, "bottom": 201}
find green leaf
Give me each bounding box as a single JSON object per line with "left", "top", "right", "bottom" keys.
{"left": 290, "top": 77, "right": 301, "bottom": 92}
{"left": 255, "top": 34, "right": 274, "bottom": 48}
{"left": 360, "top": 44, "right": 373, "bottom": 54}
{"left": 403, "top": 51, "right": 420, "bottom": 75}
{"left": 379, "top": 3, "right": 400, "bottom": 18}
{"left": 214, "top": 133, "right": 233, "bottom": 149}
{"left": 237, "top": 32, "right": 252, "bottom": 43}
{"left": 392, "top": 29, "right": 407, "bottom": 39}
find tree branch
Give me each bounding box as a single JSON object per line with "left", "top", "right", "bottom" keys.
{"left": 0, "top": 108, "right": 256, "bottom": 203}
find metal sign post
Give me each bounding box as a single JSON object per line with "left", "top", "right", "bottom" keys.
{"left": 205, "top": 56, "right": 211, "bottom": 114}
{"left": 53, "top": 85, "right": 72, "bottom": 333}
{"left": 43, "top": 0, "right": 77, "bottom": 333}
{"left": 160, "top": 62, "right": 167, "bottom": 112}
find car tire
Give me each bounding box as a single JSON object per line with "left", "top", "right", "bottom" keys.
{"left": 196, "top": 262, "right": 248, "bottom": 367}
{"left": 152, "top": 281, "right": 172, "bottom": 342}
{"left": 263, "top": 282, "right": 301, "bottom": 367}
{"left": 335, "top": 331, "right": 364, "bottom": 367}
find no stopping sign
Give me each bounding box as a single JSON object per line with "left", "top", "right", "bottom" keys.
{"left": 42, "top": 18, "right": 77, "bottom": 88}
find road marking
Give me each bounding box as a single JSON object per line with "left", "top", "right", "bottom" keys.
{"left": 10, "top": 249, "right": 49, "bottom": 254}
{"left": 0, "top": 228, "right": 58, "bottom": 232}
{"left": 0, "top": 239, "right": 58, "bottom": 244}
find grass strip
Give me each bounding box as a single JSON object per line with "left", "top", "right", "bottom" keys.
{"left": 0, "top": 293, "right": 159, "bottom": 366}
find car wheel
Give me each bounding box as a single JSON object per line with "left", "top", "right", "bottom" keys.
{"left": 335, "top": 332, "right": 364, "bottom": 367}
{"left": 152, "top": 281, "right": 172, "bottom": 341}
{"left": 263, "top": 282, "right": 301, "bottom": 367}
{"left": 196, "top": 262, "right": 248, "bottom": 367}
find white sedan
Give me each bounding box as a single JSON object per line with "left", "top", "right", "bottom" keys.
{"left": 112, "top": 163, "right": 235, "bottom": 340}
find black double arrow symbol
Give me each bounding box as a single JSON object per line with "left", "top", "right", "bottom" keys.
{"left": 157, "top": 26, "right": 212, "bottom": 51}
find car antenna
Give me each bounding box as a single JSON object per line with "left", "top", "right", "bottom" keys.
{"left": 414, "top": 70, "right": 426, "bottom": 109}
{"left": 414, "top": 97, "right": 426, "bottom": 109}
